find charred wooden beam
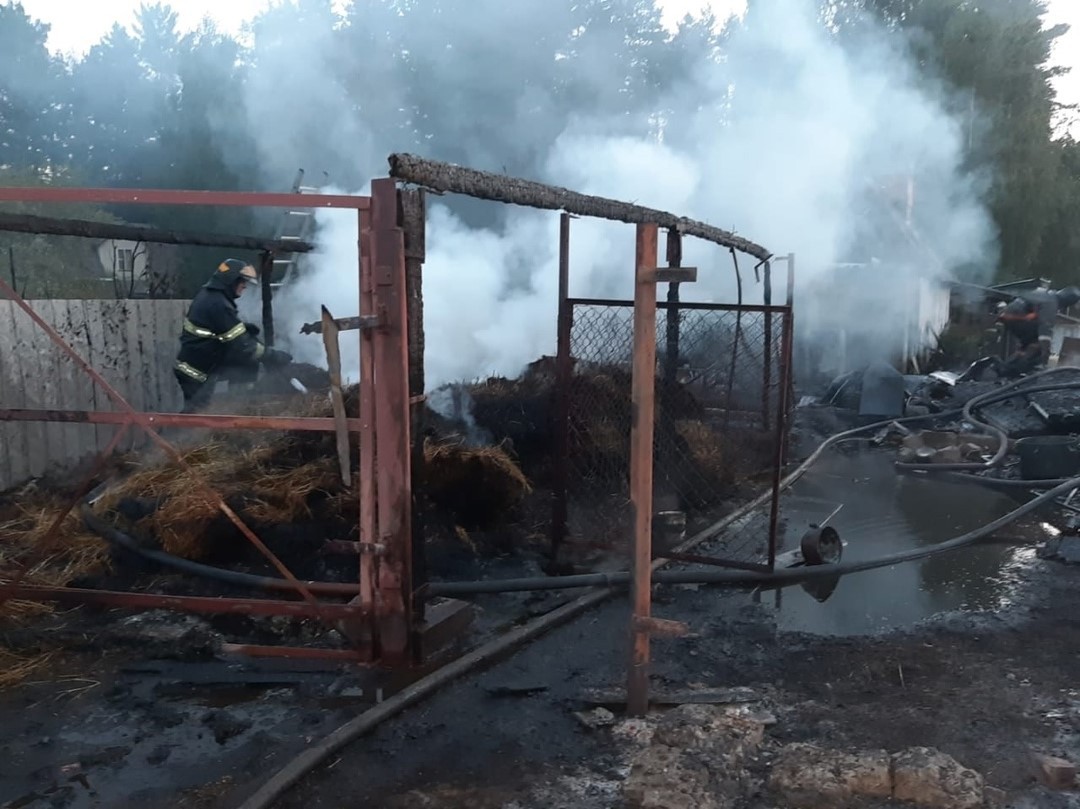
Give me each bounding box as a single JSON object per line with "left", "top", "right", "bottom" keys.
{"left": 0, "top": 212, "right": 315, "bottom": 253}
{"left": 387, "top": 153, "right": 772, "bottom": 261}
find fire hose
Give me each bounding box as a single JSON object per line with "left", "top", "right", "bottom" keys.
{"left": 76, "top": 396, "right": 1080, "bottom": 809}
{"left": 80, "top": 400, "right": 1074, "bottom": 597}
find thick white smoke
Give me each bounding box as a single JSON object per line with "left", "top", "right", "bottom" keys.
{"left": 257, "top": 0, "right": 996, "bottom": 388}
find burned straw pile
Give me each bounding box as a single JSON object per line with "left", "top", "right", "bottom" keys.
{"left": 87, "top": 385, "right": 533, "bottom": 563}
{"left": 0, "top": 484, "right": 111, "bottom": 626}
{"left": 462, "top": 361, "right": 741, "bottom": 507}
{"left": 0, "top": 485, "right": 112, "bottom": 686}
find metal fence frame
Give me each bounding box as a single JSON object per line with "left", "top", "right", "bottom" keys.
{"left": 0, "top": 158, "right": 784, "bottom": 715}
{"left": 0, "top": 180, "right": 420, "bottom": 666}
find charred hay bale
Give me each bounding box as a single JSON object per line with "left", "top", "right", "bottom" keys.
{"left": 467, "top": 377, "right": 554, "bottom": 478}
{"left": 95, "top": 442, "right": 342, "bottom": 561}
{"left": 419, "top": 438, "right": 532, "bottom": 531}
{"left": 665, "top": 420, "right": 737, "bottom": 508}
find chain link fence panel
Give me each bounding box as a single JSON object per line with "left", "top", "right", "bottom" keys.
{"left": 559, "top": 299, "right": 789, "bottom": 568}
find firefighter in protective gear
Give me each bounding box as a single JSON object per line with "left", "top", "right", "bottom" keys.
{"left": 174, "top": 259, "right": 293, "bottom": 412}
{"left": 995, "top": 286, "right": 1080, "bottom": 376}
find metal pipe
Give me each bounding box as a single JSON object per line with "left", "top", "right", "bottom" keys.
{"left": 259, "top": 250, "right": 276, "bottom": 347}
{"left": 1, "top": 584, "right": 364, "bottom": 619}
{"left": 0, "top": 186, "right": 369, "bottom": 209}
{"left": 762, "top": 260, "right": 773, "bottom": 430}
{"left": 567, "top": 297, "right": 789, "bottom": 315}
{"left": 723, "top": 247, "right": 745, "bottom": 432}
{"left": 423, "top": 472, "right": 1079, "bottom": 594}
{"left": 552, "top": 212, "right": 573, "bottom": 564}
{"left": 0, "top": 409, "right": 360, "bottom": 432}
{"left": 664, "top": 229, "right": 682, "bottom": 386}
{"left": 767, "top": 291, "right": 796, "bottom": 571}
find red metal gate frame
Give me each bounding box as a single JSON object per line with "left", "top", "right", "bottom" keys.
{"left": 0, "top": 182, "right": 414, "bottom": 665}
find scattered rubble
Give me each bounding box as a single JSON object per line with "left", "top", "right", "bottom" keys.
{"left": 1029, "top": 752, "right": 1077, "bottom": 790}
{"left": 769, "top": 744, "right": 893, "bottom": 807}
{"left": 622, "top": 704, "right": 768, "bottom": 809}
{"left": 892, "top": 747, "right": 985, "bottom": 809}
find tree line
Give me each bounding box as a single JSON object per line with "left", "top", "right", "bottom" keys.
{"left": 0, "top": 0, "right": 1076, "bottom": 295}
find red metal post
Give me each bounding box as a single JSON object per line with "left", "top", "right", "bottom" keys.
{"left": 370, "top": 178, "right": 413, "bottom": 664}
{"left": 552, "top": 213, "right": 572, "bottom": 565}
{"left": 628, "top": 222, "right": 659, "bottom": 716}
{"left": 2, "top": 584, "right": 364, "bottom": 619}
{"left": 0, "top": 409, "right": 360, "bottom": 432}
{"left": 358, "top": 207, "right": 377, "bottom": 649}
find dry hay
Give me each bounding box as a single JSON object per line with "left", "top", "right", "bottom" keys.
{"left": 96, "top": 440, "right": 342, "bottom": 560}
{"left": 421, "top": 438, "right": 532, "bottom": 531}
{"left": 0, "top": 648, "right": 52, "bottom": 688}
{"left": 673, "top": 419, "right": 736, "bottom": 494}
{"left": 0, "top": 485, "right": 110, "bottom": 627}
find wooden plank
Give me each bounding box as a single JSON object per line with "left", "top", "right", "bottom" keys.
{"left": 0, "top": 302, "right": 11, "bottom": 489}
{"left": 100, "top": 299, "right": 133, "bottom": 450}
{"left": 0, "top": 301, "right": 29, "bottom": 488}
{"left": 387, "top": 153, "right": 772, "bottom": 260}
{"left": 123, "top": 299, "right": 147, "bottom": 451}
{"left": 320, "top": 306, "right": 351, "bottom": 487}
{"left": 85, "top": 299, "right": 113, "bottom": 452}
{"left": 34, "top": 300, "right": 67, "bottom": 471}
{"left": 137, "top": 301, "right": 161, "bottom": 424}
{"left": 66, "top": 300, "right": 98, "bottom": 466}
{"left": 14, "top": 301, "right": 47, "bottom": 481}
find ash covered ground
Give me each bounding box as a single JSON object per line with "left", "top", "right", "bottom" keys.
{"left": 4, "top": 369, "right": 1080, "bottom": 808}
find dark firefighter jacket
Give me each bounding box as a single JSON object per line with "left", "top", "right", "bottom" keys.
{"left": 999, "top": 290, "right": 1059, "bottom": 347}
{"left": 174, "top": 271, "right": 264, "bottom": 384}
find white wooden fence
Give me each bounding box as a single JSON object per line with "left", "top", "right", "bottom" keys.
{"left": 0, "top": 299, "right": 189, "bottom": 491}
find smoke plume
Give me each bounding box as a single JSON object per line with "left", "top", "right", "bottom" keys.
{"left": 251, "top": 0, "right": 996, "bottom": 387}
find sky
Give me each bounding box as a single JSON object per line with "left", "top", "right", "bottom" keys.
{"left": 15, "top": 0, "right": 1080, "bottom": 134}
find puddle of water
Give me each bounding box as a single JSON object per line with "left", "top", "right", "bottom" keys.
{"left": 763, "top": 450, "right": 1041, "bottom": 636}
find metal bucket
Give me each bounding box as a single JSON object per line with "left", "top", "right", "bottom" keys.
{"left": 653, "top": 511, "right": 687, "bottom": 547}
{"left": 1016, "top": 435, "right": 1080, "bottom": 480}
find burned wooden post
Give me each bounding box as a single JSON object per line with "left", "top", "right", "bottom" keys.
{"left": 552, "top": 213, "right": 572, "bottom": 565}
{"left": 400, "top": 187, "right": 428, "bottom": 632}
{"left": 320, "top": 306, "right": 351, "bottom": 487}
{"left": 664, "top": 229, "right": 683, "bottom": 386}
{"left": 387, "top": 153, "right": 771, "bottom": 261}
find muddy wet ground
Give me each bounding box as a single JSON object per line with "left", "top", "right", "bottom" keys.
{"left": 256, "top": 553, "right": 1080, "bottom": 809}
{"left": 5, "top": 434, "right": 1080, "bottom": 807}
